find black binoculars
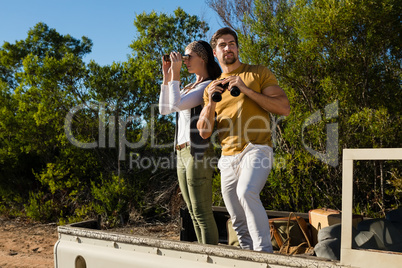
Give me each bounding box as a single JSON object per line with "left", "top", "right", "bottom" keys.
{"left": 211, "top": 82, "right": 240, "bottom": 102}
{"left": 163, "top": 54, "right": 189, "bottom": 62}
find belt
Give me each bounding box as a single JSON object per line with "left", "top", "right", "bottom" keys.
{"left": 176, "top": 141, "right": 190, "bottom": 151}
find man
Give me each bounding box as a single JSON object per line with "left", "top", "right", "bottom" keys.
{"left": 197, "top": 27, "right": 290, "bottom": 252}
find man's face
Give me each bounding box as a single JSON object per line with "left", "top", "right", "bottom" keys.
{"left": 213, "top": 34, "right": 239, "bottom": 66}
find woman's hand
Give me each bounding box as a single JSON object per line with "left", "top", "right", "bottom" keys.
{"left": 162, "top": 55, "right": 172, "bottom": 85}
{"left": 169, "top": 52, "right": 182, "bottom": 81}
{"left": 162, "top": 52, "right": 183, "bottom": 84}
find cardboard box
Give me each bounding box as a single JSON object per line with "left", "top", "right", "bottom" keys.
{"left": 309, "top": 208, "right": 363, "bottom": 245}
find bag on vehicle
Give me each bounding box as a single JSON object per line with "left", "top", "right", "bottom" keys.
{"left": 227, "top": 212, "right": 314, "bottom": 255}
{"left": 269, "top": 212, "right": 314, "bottom": 255}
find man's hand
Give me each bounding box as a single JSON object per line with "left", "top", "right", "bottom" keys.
{"left": 207, "top": 80, "right": 226, "bottom": 103}
{"left": 220, "top": 76, "right": 247, "bottom": 95}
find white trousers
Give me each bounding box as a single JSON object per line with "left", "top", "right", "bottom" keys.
{"left": 218, "top": 143, "right": 273, "bottom": 252}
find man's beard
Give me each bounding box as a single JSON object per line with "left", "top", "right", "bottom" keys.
{"left": 222, "top": 53, "right": 237, "bottom": 65}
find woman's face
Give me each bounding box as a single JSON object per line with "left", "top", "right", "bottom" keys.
{"left": 184, "top": 49, "right": 205, "bottom": 75}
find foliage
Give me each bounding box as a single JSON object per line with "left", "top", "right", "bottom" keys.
{"left": 90, "top": 175, "right": 132, "bottom": 227}
{"left": 0, "top": 22, "right": 92, "bottom": 217}
{"left": 0, "top": 9, "right": 209, "bottom": 225}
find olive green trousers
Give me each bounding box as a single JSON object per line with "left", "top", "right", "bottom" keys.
{"left": 176, "top": 146, "right": 218, "bottom": 245}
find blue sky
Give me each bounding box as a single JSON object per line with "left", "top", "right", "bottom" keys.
{"left": 0, "top": 0, "right": 224, "bottom": 66}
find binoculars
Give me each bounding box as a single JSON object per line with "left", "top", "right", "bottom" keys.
{"left": 211, "top": 82, "right": 240, "bottom": 102}
{"left": 163, "top": 54, "right": 189, "bottom": 62}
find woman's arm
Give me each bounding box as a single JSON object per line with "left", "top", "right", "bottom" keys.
{"left": 159, "top": 84, "right": 171, "bottom": 115}
{"left": 168, "top": 80, "right": 210, "bottom": 111}
{"left": 159, "top": 54, "right": 172, "bottom": 115}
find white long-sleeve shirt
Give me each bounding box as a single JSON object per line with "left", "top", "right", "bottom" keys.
{"left": 159, "top": 80, "right": 211, "bottom": 145}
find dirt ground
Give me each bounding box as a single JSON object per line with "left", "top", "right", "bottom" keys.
{"left": 0, "top": 217, "right": 57, "bottom": 268}
{"left": 0, "top": 217, "right": 180, "bottom": 268}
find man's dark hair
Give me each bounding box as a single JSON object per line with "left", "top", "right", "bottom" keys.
{"left": 210, "top": 27, "right": 239, "bottom": 49}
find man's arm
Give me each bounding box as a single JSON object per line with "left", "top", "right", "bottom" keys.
{"left": 244, "top": 85, "right": 290, "bottom": 116}
{"left": 197, "top": 102, "right": 216, "bottom": 139}
{"left": 224, "top": 76, "right": 290, "bottom": 116}
{"left": 197, "top": 81, "right": 222, "bottom": 139}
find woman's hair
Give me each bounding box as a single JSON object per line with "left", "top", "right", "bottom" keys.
{"left": 186, "top": 40, "right": 222, "bottom": 80}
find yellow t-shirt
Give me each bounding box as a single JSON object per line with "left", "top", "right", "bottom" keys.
{"left": 203, "top": 63, "right": 278, "bottom": 155}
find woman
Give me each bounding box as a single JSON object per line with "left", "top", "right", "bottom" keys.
{"left": 159, "top": 41, "right": 221, "bottom": 244}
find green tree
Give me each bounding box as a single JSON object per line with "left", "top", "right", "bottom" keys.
{"left": 0, "top": 23, "right": 93, "bottom": 219}
{"left": 0, "top": 8, "right": 212, "bottom": 225}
